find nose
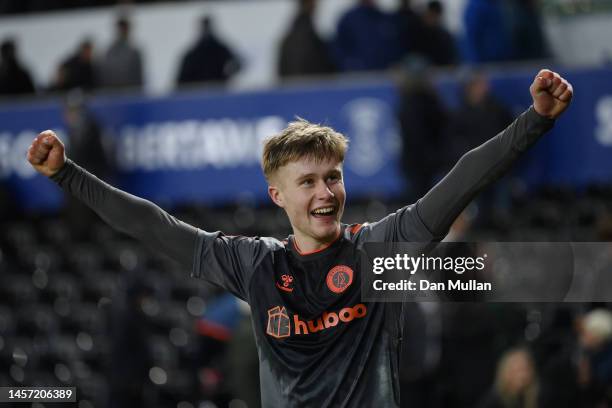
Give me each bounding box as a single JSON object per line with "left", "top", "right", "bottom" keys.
{"left": 315, "top": 180, "right": 335, "bottom": 200}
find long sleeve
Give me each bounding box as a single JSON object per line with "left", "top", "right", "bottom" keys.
{"left": 417, "top": 106, "right": 555, "bottom": 238}
{"left": 50, "top": 160, "right": 198, "bottom": 268}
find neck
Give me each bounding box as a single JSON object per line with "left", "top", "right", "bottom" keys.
{"left": 293, "top": 228, "right": 341, "bottom": 255}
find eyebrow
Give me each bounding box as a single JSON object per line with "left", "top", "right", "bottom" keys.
{"left": 295, "top": 173, "right": 316, "bottom": 183}
{"left": 295, "top": 169, "right": 342, "bottom": 183}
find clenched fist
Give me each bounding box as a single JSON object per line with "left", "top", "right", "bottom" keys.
{"left": 27, "top": 130, "right": 66, "bottom": 177}
{"left": 530, "top": 69, "right": 573, "bottom": 120}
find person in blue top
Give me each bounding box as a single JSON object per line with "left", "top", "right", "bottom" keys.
{"left": 463, "top": 0, "right": 513, "bottom": 63}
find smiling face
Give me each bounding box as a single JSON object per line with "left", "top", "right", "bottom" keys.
{"left": 261, "top": 118, "right": 349, "bottom": 251}
{"left": 268, "top": 157, "right": 346, "bottom": 253}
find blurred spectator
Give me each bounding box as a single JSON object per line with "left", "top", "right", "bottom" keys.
{"left": 597, "top": 212, "right": 612, "bottom": 241}
{"left": 334, "top": 0, "right": 403, "bottom": 71}
{"left": 63, "top": 91, "right": 109, "bottom": 176}
{"left": 0, "top": 39, "right": 36, "bottom": 96}
{"left": 227, "top": 306, "right": 261, "bottom": 408}
{"left": 420, "top": 1, "right": 458, "bottom": 67}
{"left": 535, "top": 306, "right": 583, "bottom": 408}
{"left": 508, "top": 0, "right": 549, "bottom": 61}
{"left": 397, "top": 61, "right": 450, "bottom": 201}
{"left": 400, "top": 302, "right": 443, "bottom": 408}
{"left": 108, "top": 275, "right": 154, "bottom": 408}
{"left": 195, "top": 293, "right": 247, "bottom": 405}
{"left": 439, "top": 304, "right": 526, "bottom": 407}
{"left": 278, "top": 0, "right": 336, "bottom": 79}
{"left": 447, "top": 71, "right": 514, "bottom": 224}
{"left": 392, "top": 0, "right": 426, "bottom": 60}
{"left": 463, "top": 0, "right": 513, "bottom": 63}
{"left": 51, "top": 39, "right": 97, "bottom": 92}
{"left": 577, "top": 308, "right": 612, "bottom": 407}
{"left": 62, "top": 91, "right": 111, "bottom": 238}
{"left": 478, "top": 348, "right": 539, "bottom": 408}
{"left": 176, "top": 16, "right": 240, "bottom": 87}
{"left": 98, "top": 17, "right": 144, "bottom": 90}
{"left": 0, "top": 183, "right": 15, "bottom": 221}
{"left": 447, "top": 70, "right": 513, "bottom": 163}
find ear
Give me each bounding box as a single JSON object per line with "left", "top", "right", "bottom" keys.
{"left": 268, "top": 184, "right": 285, "bottom": 208}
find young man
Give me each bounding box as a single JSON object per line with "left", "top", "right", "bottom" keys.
{"left": 27, "top": 69, "right": 572, "bottom": 407}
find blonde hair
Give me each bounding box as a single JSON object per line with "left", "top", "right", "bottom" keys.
{"left": 262, "top": 118, "right": 348, "bottom": 181}
{"left": 583, "top": 309, "right": 612, "bottom": 342}
{"left": 494, "top": 348, "right": 538, "bottom": 408}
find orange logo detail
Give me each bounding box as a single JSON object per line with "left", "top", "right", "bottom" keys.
{"left": 266, "top": 306, "right": 291, "bottom": 338}
{"left": 276, "top": 274, "right": 295, "bottom": 293}
{"left": 265, "top": 304, "right": 367, "bottom": 338}
{"left": 326, "top": 265, "right": 354, "bottom": 294}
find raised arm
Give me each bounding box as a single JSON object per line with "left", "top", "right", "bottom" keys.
{"left": 417, "top": 69, "right": 573, "bottom": 238}
{"left": 27, "top": 130, "right": 197, "bottom": 268}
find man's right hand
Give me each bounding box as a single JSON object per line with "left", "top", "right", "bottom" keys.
{"left": 27, "top": 130, "right": 66, "bottom": 177}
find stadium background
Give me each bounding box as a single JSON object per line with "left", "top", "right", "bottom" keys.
{"left": 1, "top": 0, "right": 612, "bottom": 407}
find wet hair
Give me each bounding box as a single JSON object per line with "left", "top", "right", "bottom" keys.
{"left": 262, "top": 118, "right": 348, "bottom": 181}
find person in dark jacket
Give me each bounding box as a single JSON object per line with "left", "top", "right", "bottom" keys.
{"left": 448, "top": 71, "right": 514, "bottom": 160}
{"left": 397, "top": 63, "right": 450, "bottom": 201}
{"left": 392, "top": 0, "right": 426, "bottom": 60}
{"left": 420, "top": 1, "right": 458, "bottom": 66}
{"left": 278, "top": 0, "right": 336, "bottom": 78}
{"left": 51, "top": 39, "right": 97, "bottom": 92}
{"left": 0, "top": 39, "right": 36, "bottom": 96}
{"left": 508, "top": 0, "right": 549, "bottom": 61}
{"left": 177, "top": 16, "right": 240, "bottom": 87}
{"left": 446, "top": 70, "right": 514, "bottom": 224}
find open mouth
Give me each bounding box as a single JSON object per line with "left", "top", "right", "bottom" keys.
{"left": 310, "top": 206, "right": 337, "bottom": 218}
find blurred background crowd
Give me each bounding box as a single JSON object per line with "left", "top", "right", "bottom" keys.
{"left": 1, "top": 0, "right": 612, "bottom": 408}
{"left": 0, "top": 0, "right": 551, "bottom": 96}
